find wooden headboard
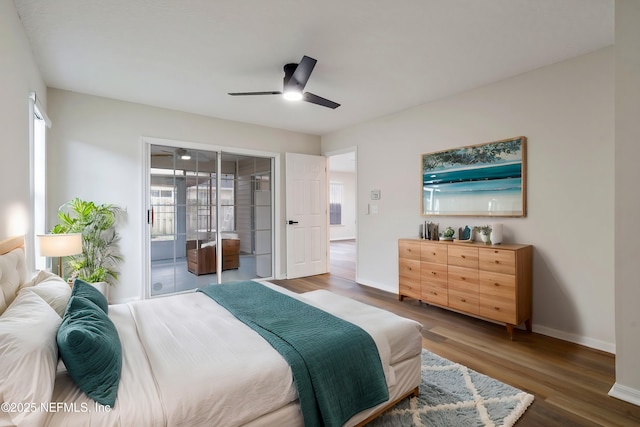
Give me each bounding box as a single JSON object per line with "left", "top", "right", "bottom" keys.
{"left": 0, "top": 235, "right": 25, "bottom": 256}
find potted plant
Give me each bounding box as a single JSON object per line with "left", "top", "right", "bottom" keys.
{"left": 474, "top": 225, "right": 492, "bottom": 244}
{"left": 440, "top": 226, "right": 455, "bottom": 241}
{"left": 51, "top": 198, "right": 125, "bottom": 287}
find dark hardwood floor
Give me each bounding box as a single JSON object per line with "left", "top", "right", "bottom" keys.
{"left": 273, "top": 245, "right": 640, "bottom": 426}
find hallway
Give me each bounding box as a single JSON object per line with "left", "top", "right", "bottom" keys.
{"left": 330, "top": 239, "right": 355, "bottom": 281}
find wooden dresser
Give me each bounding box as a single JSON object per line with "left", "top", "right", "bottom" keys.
{"left": 399, "top": 238, "right": 532, "bottom": 338}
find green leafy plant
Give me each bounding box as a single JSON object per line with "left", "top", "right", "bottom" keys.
{"left": 474, "top": 225, "right": 492, "bottom": 236}
{"left": 51, "top": 198, "right": 125, "bottom": 286}
{"left": 442, "top": 227, "right": 455, "bottom": 239}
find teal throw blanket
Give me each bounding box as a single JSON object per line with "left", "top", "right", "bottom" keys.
{"left": 198, "top": 281, "right": 389, "bottom": 427}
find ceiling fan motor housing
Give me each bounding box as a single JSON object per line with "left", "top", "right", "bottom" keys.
{"left": 283, "top": 63, "right": 299, "bottom": 89}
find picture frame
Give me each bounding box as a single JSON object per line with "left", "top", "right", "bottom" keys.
{"left": 421, "top": 136, "right": 527, "bottom": 217}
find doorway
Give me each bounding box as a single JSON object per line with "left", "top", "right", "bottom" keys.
{"left": 327, "top": 149, "right": 357, "bottom": 281}
{"left": 146, "top": 142, "right": 274, "bottom": 296}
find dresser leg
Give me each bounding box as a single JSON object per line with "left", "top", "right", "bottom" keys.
{"left": 398, "top": 294, "right": 404, "bottom": 301}
{"left": 525, "top": 319, "right": 532, "bottom": 332}
{"left": 506, "top": 324, "right": 514, "bottom": 340}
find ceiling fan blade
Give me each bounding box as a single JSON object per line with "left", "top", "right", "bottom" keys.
{"left": 228, "top": 91, "right": 282, "bottom": 96}
{"left": 303, "top": 92, "right": 340, "bottom": 109}
{"left": 287, "top": 56, "right": 317, "bottom": 92}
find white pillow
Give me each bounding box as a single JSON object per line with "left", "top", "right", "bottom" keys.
{"left": 19, "top": 271, "right": 71, "bottom": 317}
{"left": 0, "top": 291, "right": 61, "bottom": 427}
{"left": 0, "top": 247, "right": 29, "bottom": 315}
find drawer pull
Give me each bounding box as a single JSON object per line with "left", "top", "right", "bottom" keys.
{"left": 495, "top": 260, "right": 500, "bottom": 264}
{"left": 494, "top": 282, "right": 500, "bottom": 287}
{"left": 494, "top": 306, "right": 500, "bottom": 311}
{"left": 461, "top": 255, "right": 466, "bottom": 259}
{"left": 431, "top": 271, "right": 436, "bottom": 275}
{"left": 461, "top": 298, "right": 466, "bottom": 303}
{"left": 432, "top": 252, "right": 436, "bottom": 256}
{"left": 461, "top": 277, "right": 466, "bottom": 281}
{"left": 407, "top": 267, "right": 412, "bottom": 271}
{"left": 494, "top": 250, "right": 499, "bottom": 253}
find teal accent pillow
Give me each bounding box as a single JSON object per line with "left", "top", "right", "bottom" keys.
{"left": 57, "top": 296, "right": 122, "bottom": 407}
{"left": 70, "top": 279, "right": 108, "bottom": 313}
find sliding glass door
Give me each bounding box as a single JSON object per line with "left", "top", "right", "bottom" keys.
{"left": 148, "top": 144, "right": 273, "bottom": 297}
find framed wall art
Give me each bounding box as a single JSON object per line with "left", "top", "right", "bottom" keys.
{"left": 421, "top": 136, "right": 527, "bottom": 217}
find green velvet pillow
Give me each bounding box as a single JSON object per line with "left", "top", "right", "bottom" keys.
{"left": 70, "top": 278, "right": 108, "bottom": 313}
{"left": 57, "top": 296, "right": 122, "bottom": 407}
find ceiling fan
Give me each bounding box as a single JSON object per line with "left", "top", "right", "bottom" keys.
{"left": 228, "top": 55, "right": 340, "bottom": 109}
{"left": 151, "top": 148, "right": 191, "bottom": 160}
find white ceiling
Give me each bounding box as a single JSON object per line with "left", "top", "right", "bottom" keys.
{"left": 14, "top": 0, "right": 613, "bottom": 136}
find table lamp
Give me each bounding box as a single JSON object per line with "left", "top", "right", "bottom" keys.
{"left": 38, "top": 233, "right": 83, "bottom": 278}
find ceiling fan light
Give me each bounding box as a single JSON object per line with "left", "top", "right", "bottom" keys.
{"left": 177, "top": 148, "right": 191, "bottom": 160}
{"left": 283, "top": 90, "right": 303, "bottom": 101}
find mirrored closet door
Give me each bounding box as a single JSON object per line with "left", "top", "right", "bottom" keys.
{"left": 148, "top": 144, "right": 273, "bottom": 297}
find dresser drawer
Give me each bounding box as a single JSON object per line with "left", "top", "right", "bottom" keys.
{"left": 448, "top": 288, "right": 479, "bottom": 315}
{"left": 422, "top": 282, "right": 448, "bottom": 306}
{"left": 399, "top": 281, "right": 421, "bottom": 300}
{"left": 479, "top": 248, "right": 516, "bottom": 274}
{"left": 421, "top": 243, "right": 447, "bottom": 264}
{"left": 447, "top": 265, "right": 479, "bottom": 291}
{"left": 222, "top": 238, "right": 240, "bottom": 255}
{"left": 421, "top": 261, "right": 448, "bottom": 286}
{"left": 448, "top": 246, "right": 479, "bottom": 269}
{"left": 479, "top": 294, "right": 517, "bottom": 324}
{"left": 399, "top": 240, "right": 421, "bottom": 260}
{"left": 479, "top": 271, "right": 516, "bottom": 300}
{"left": 399, "top": 258, "right": 421, "bottom": 281}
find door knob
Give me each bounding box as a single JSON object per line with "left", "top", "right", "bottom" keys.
{"left": 287, "top": 220, "right": 299, "bottom": 225}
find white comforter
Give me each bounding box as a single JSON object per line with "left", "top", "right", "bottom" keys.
{"left": 46, "top": 282, "right": 422, "bottom": 427}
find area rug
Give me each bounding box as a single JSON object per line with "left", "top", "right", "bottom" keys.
{"left": 368, "top": 349, "right": 534, "bottom": 427}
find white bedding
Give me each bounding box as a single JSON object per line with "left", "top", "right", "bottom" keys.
{"left": 45, "top": 283, "right": 422, "bottom": 427}
{"left": 0, "top": 238, "right": 422, "bottom": 427}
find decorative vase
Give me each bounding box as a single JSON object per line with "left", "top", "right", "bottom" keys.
{"left": 490, "top": 223, "right": 503, "bottom": 245}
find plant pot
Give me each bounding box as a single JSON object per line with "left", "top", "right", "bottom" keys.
{"left": 480, "top": 233, "right": 491, "bottom": 244}
{"left": 90, "top": 281, "right": 108, "bottom": 299}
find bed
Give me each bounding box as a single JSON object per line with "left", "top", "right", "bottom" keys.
{"left": 0, "top": 235, "right": 422, "bottom": 427}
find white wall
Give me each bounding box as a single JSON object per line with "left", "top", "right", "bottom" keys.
{"left": 0, "top": 1, "right": 47, "bottom": 257}
{"left": 329, "top": 171, "right": 356, "bottom": 241}
{"left": 46, "top": 89, "right": 321, "bottom": 303}
{"left": 322, "top": 48, "right": 615, "bottom": 352}
{"left": 611, "top": 0, "right": 640, "bottom": 406}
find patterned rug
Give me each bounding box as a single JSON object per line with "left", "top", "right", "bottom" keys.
{"left": 368, "top": 349, "right": 534, "bottom": 427}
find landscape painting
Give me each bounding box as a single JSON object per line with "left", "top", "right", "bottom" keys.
{"left": 421, "top": 136, "right": 527, "bottom": 217}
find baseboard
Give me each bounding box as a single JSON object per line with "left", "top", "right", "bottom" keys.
{"left": 355, "top": 276, "right": 396, "bottom": 294}
{"left": 533, "top": 324, "right": 615, "bottom": 354}
{"left": 609, "top": 382, "right": 640, "bottom": 406}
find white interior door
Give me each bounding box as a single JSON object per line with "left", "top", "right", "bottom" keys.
{"left": 285, "top": 153, "right": 327, "bottom": 279}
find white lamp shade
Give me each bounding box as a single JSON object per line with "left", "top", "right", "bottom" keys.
{"left": 38, "top": 233, "right": 83, "bottom": 257}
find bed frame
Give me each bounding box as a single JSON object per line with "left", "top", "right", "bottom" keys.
{"left": 0, "top": 235, "right": 24, "bottom": 255}
{"left": 353, "top": 386, "right": 419, "bottom": 427}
